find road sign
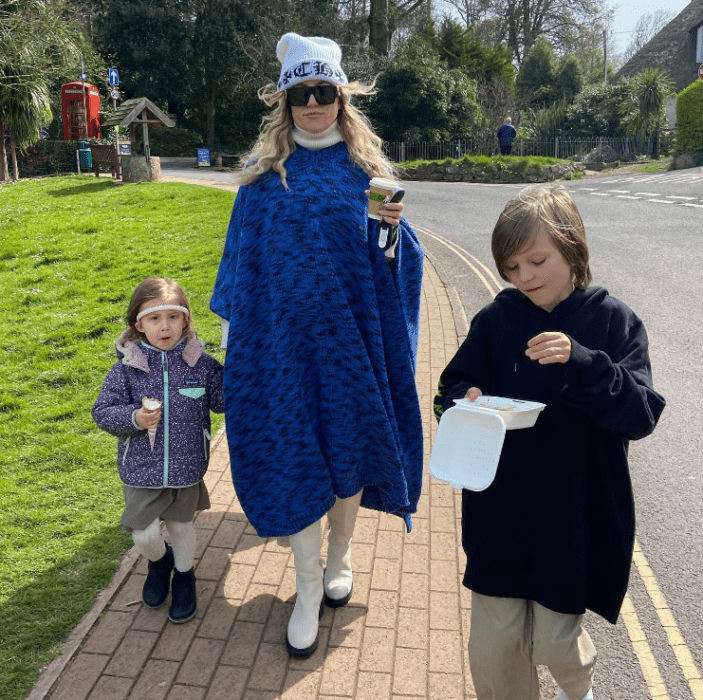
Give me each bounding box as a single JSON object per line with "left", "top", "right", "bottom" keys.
{"left": 80, "top": 72, "right": 88, "bottom": 81}
{"left": 110, "top": 89, "right": 120, "bottom": 100}
{"left": 699, "top": 64, "right": 703, "bottom": 81}
{"left": 197, "top": 148, "right": 211, "bottom": 167}
{"left": 108, "top": 68, "right": 119, "bottom": 86}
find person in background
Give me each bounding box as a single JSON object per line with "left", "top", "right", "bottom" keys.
{"left": 434, "top": 185, "right": 665, "bottom": 700}
{"left": 210, "top": 33, "right": 424, "bottom": 658}
{"left": 497, "top": 116, "right": 517, "bottom": 155}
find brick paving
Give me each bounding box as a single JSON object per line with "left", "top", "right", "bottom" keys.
{"left": 29, "top": 258, "right": 477, "bottom": 700}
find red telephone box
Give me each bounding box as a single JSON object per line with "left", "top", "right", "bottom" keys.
{"left": 61, "top": 82, "right": 101, "bottom": 140}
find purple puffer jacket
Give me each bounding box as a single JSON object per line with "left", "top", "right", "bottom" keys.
{"left": 92, "top": 333, "right": 224, "bottom": 488}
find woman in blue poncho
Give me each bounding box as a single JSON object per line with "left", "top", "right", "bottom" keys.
{"left": 210, "top": 33, "right": 424, "bottom": 658}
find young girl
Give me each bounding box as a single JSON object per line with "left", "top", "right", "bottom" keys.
{"left": 434, "top": 186, "right": 666, "bottom": 700}
{"left": 93, "top": 278, "right": 224, "bottom": 624}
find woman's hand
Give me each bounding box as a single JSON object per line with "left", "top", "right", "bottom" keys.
{"left": 465, "top": 387, "right": 483, "bottom": 401}
{"left": 365, "top": 190, "right": 404, "bottom": 227}
{"left": 526, "top": 332, "right": 572, "bottom": 364}
{"left": 135, "top": 405, "right": 161, "bottom": 429}
{"left": 379, "top": 200, "right": 403, "bottom": 227}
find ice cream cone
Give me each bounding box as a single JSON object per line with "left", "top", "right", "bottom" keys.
{"left": 142, "top": 397, "right": 162, "bottom": 451}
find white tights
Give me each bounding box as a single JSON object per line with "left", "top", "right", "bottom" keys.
{"left": 132, "top": 519, "right": 196, "bottom": 572}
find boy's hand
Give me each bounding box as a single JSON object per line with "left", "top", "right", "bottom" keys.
{"left": 135, "top": 406, "right": 161, "bottom": 429}
{"left": 465, "top": 387, "right": 483, "bottom": 401}
{"left": 526, "top": 332, "right": 571, "bottom": 364}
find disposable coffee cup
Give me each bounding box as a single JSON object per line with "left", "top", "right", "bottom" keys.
{"left": 368, "top": 177, "right": 402, "bottom": 220}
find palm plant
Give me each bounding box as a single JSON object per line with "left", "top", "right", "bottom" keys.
{"left": 1, "top": 0, "right": 82, "bottom": 180}
{"left": 0, "top": 78, "right": 52, "bottom": 180}
{"left": 619, "top": 67, "right": 675, "bottom": 147}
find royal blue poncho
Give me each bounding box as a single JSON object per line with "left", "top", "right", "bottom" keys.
{"left": 211, "top": 142, "right": 424, "bottom": 537}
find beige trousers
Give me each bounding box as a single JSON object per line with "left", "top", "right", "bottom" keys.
{"left": 469, "top": 593, "right": 597, "bottom": 700}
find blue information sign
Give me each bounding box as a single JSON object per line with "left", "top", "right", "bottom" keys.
{"left": 197, "top": 148, "right": 210, "bottom": 167}
{"left": 108, "top": 68, "right": 119, "bottom": 86}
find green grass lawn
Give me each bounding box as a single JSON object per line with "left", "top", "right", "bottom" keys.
{"left": 632, "top": 158, "right": 673, "bottom": 173}
{"left": 0, "top": 175, "right": 233, "bottom": 700}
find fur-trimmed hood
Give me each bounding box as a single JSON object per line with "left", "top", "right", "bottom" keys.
{"left": 115, "top": 331, "right": 206, "bottom": 372}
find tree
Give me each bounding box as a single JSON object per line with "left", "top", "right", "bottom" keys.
{"left": 367, "top": 39, "right": 481, "bottom": 141}
{"left": 89, "top": 0, "right": 351, "bottom": 150}
{"left": 623, "top": 9, "right": 674, "bottom": 62}
{"left": 416, "top": 19, "right": 515, "bottom": 130}
{"left": 445, "top": 0, "right": 611, "bottom": 66}
{"left": 557, "top": 55, "right": 584, "bottom": 102}
{"left": 430, "top": 19, "right": 514, "bottom": 84}
{"left": 477, "top": 76, "right": 516, "bottom": 132}
{"left": 516, "top": 37, "right": 586, "bottom": 109}
{"left": 441, "top": 0, "right": 491, "bottom": 30}
{"left": 516, "top": 37, "right": 559, "bottom": 107}
{"left": 89, "top": 0, "right": 191, "bottom": 115}
{"left": 368, "top": 0, "right": 428, "bottom": 55}
{"left": 1, "top": 0, "right": 86, "bottom": 180}
{"left": 0, "top": 82, "right": 52, "bottom": 180}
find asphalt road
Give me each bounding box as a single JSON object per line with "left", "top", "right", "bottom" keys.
{"left": 403, "top": 168, "right": 703, "bottom": 700}
{"left": 160, "top": 156, "right": 238, "bottom": 183}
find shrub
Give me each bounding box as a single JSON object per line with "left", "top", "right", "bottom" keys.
{"left": 16, "top": 140, "right": 78, "bottom": 177}
{"left": 367, "top": 39, "right": 481, "bottom": 142}
{"left": 560, "top": 83, "right": 630, "bottom": 138}
{"left": 675, "top": 81, "right": 703, "bottom": 165}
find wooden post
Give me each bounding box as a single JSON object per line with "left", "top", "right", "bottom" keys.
{"left": 0, "top": 122, "right": 8, "bottom": 181}
{"left": 142, "top": 117, "right": 150, "bottom": 162}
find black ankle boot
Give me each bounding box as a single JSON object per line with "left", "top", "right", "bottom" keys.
{"left": 169, "top": 567, "right": 197, "bottom": 623}
{"left": 142, "top": 544, "right": 174, "bottom": 609}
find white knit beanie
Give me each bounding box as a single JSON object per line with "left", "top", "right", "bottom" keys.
{"left": 276, "top": 32, "right": 348, "bottom": 91}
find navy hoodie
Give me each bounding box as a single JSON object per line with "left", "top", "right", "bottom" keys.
{"left": 434, "top": 286, "right": 666, "bottom": 624}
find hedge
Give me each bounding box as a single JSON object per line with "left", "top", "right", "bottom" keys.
{"left": 675, "top": 81, "right": 703, "bottom": 165}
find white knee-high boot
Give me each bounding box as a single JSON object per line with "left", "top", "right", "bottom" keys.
{"left": 324, "top": 490, "right": 362, "bottom": 607}
{"left": 287, "top": 519, "right": 324, "bottom": 657}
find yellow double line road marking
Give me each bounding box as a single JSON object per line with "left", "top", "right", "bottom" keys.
{"left": 630, "top": 544, "right": 703, "bottom": 699}
{"left": 415, "top": 222, "right": 703, "bottom": 699}
{"left": 413, "top": 225, "right": 503, "bottom": 299}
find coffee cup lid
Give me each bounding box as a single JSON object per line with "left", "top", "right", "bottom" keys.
{"left": 369, "top": 177, "right": 398, "bottom": 188}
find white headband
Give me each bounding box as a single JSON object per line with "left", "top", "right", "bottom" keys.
{"left": 136, "top": 304, "right": 189, "bottom": 322}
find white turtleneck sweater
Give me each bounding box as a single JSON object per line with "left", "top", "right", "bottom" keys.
{"left": 292, "top": 123, "right": 344, "bottom": 150}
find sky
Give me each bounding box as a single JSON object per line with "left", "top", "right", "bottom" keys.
{"left": 611, "top": 0, "right": 692, "bottom": 52}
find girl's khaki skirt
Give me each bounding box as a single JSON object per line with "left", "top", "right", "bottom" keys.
{"left": 120, "top": 481, "right": 211, "bottom": 532}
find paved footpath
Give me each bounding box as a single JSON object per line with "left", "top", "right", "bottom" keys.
{"left": 28, "top": 249, "right": 476, "bottom": 700}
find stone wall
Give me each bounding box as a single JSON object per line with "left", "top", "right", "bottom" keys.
{"left": 399, "top": 160, "right": 585, "bottom": 183}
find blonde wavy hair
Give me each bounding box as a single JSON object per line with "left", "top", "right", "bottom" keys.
{"left": 236, "top": 81, "right": 394, "bottom": 189}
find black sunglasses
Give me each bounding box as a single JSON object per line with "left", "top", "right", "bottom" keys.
{"left": 286, "top": 84, "right": 338, "bottom": 106}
